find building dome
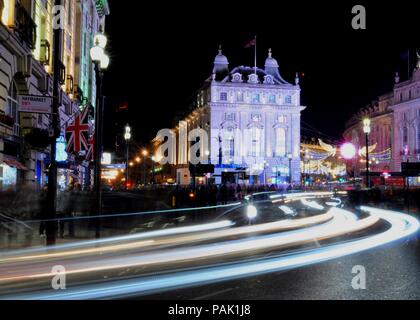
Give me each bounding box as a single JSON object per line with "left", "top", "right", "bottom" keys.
{"left": 214, "top": 48, "right": 229, "bottom": 66}
{"left": 264, "top": 48, "right": 279, "bottom": 68}
{"left": 213, "top": 46, "right": 229, "bottom": 78}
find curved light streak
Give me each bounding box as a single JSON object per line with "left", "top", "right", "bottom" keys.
{"left": 0, "top": 220, "right": 234, "bottom": 260}
{"left": 0, "top": 208, "right": 369, "bottom": 283}
{"left": 10, "top": 206, "right": 417, "bottom": 300}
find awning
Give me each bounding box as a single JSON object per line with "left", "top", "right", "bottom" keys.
{"left": 2, "top": 158, "right": 28, "bottom": 170}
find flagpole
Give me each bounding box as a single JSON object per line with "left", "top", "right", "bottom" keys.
{"left": 254, "top": 35, "right": 257, "bottom": 75}
{"left": 408, "top": 49, "right": 410, "bottom": 79}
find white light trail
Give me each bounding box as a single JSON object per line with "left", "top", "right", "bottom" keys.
{"left": 0, "top": 208, "right": 369, "bottom": 282}
{"left": 279, "top": 206, "right": 295, "bottom": 216}
{"left": 301, "top": 199, "right": 325, "bottom": 210}
{"left": 11, "top": 206, "right": 417, "bottom": 300}
{"left": 0, "top": 220, "right": 234, "bottom": 261}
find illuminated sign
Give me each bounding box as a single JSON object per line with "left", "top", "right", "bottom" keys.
{"left": 101, "top": 152, "right": 112, "bottom": 165}
{"left": 56, "top": 136, "right": 68, "bottom": 162}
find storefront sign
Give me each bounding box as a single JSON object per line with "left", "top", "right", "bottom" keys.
{"left": 18, "top": 95, "right": 52, "bottom": 114}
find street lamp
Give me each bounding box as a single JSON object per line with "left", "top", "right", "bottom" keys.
{"left": 142, "top": 149, "right": 148, "bottom": 185}
{"left": 363, "top": 118, "right": 371, "bottom": 188}
{"left": 340, "top": 142, "right": 357, "bottom": 185}
{"left": 287, "top": 153, "right": 293, "bottom": 185}
{"left": 90, "top": 33, "right": 110, "bottom": 238}
{"left": 303, "top": 149, "right": 310, "bottom": 187}
{"left": 124, "top": 124, "right": 131, "bottom": 189}
{"left": 151, "top": 156, "right": 156, "bottom": 184}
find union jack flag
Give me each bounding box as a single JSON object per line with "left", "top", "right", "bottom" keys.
{"left": 66, "top": 106, "right": 89, "bottom": 154}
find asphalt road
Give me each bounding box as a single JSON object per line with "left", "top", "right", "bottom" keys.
{"left": 143, "top": 238, "right": 420, "bottom": 300}
{"left": 1, "top": 192, "right": 418, "bottom": 300}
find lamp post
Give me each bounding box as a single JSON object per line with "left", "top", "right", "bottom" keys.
{"left": 45, "top": 0, "right": 64, "bottom": 246}
{"left": 288, "top": 153, "right": 293, "bottom": 185}
{"left": 363, "top": 118, "right": 371, "bottom": 188}
{"left": 124, "top": 124, "right": 131, "bottom": 189}
{"left": 151, "top": 156, "right": 156, "bottom": 184}
{"left": 90, "top": 33, "right": 110, "bottom": 238}
{"left": 303, "top": 149, "right": 309, "bottom": 188}
{"left": 142, "top": 149, "right": 149, "bottom": 185}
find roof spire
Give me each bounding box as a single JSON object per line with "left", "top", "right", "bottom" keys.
{"left": 416, "top": 50, "right": 420, "bottom": 69}
{"left": 218, "top": 44, "right": 222, "bottom": 55}
{"left": 268, "top": 48, "right": 272, "bottom": 58}
{"left": 395, "top": 72, "right": 400, "bottom": 84}
{"left": 295, "top": 72, "right": 300, "bottom": 85}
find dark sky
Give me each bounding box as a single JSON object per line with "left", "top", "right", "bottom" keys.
{"left": 102, "top": 1, "right": 419, "bottom": 151}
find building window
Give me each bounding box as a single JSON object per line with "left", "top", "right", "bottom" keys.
{"left": 269, "top": 94, "right": 276, "bottom": 104}
{"left": 278, "top": 115, "right": 287, "bottom": 124}
{"left": 224, "top": 113, "right": 235, "bottom": 121}
{"left": 220, "top": 92, "right": 228, "bottom": 101}
{"left": 403, "top": 126, "right": 408, "bottom": 146}
{"left": 223, "top": 128, "right": 235, "bottom": 159}
{"left": 251, "top": 127, "right": 261, "bottom": 157}
{"left": 417, "top": 126, "right": 420, "bottom": 153}
{"left": 237, "top": 92, "right": 244, "bottom": 102}
{"left": 285, "top": 95, "right": 292, "bottom": 104}
{"left": 252, "top": 93, "right": 260, "bottom": 103}
{"left": 6, "top": 82, "right": 18, "bottom": 122}
{"left": 275, "top": 128, "right": 286, "bottom": 157}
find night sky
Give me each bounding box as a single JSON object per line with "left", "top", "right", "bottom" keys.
{"left": 102, "top": 1, "right": 419, "bottom": 151}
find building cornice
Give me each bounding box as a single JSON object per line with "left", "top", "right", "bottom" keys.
{"left": 211, "top": 82, "right": 298, "bottom": 91}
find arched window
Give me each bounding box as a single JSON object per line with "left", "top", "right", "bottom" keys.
{"left": 275, "top": 128, "right": 286, "bottom": 157}
{"left": 403, "top": 126, "right": 408, "bottom": 145}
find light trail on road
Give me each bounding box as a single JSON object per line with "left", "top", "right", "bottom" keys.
{"left": 0, "top": 192, "right": 418, "bottom": 300}
{"left": 9, "top": 206, "right": 417, "bottom": 300}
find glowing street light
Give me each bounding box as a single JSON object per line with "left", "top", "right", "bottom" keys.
{"left": 90, "top": 33, "right": 111, "bottom": 236}
{"left": 362, "top": 118, "right": 371, "bottom": 188}
{"left": 363, "top": 118, "right": 371, "bottom": 134}
{"left": 340, "top": 143, "right": 357, "bottom": 160}
{"left": 124, "top": 124, "right": 131, "bottom": 189}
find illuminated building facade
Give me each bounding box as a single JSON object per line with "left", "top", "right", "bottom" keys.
{"left": 344, "top": 53, "right": 420, "bottom": 177}
{"left": 391, "top": 58, "right": 420, "bottom": 171}
{"left": 0, "top": 0, "right": 109, "bottom": 190}
{"left": 343, "top": 93, "right": 394, "bottom": 175}
{"left": 172, "top": 48, "right": 305, "bottom": 185}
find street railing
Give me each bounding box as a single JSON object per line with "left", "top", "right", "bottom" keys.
{"left": 0, "top": 201, "right": 245, "bottom": 252}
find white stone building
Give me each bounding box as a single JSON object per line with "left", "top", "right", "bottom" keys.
{"left": 0, "top": 0, "right": 109, "bottom": 191}
{"left": 175, "top": 48, "right": 305, "bottom": 185}
{"left": 391, "top": 56, "right": 420, "bottom": 172}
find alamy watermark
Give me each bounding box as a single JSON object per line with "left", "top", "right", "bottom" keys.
{"left": 154, "top": 124, "right": 292, "bottom": 176}
{"left": 51, "top": 265, "right": 66, "bottom": 290}
{"left": 351, "top": 5, "right": 366, "bottom": 30}
{"left": 351, "top": 265, "right": 366, "bottom": 290}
